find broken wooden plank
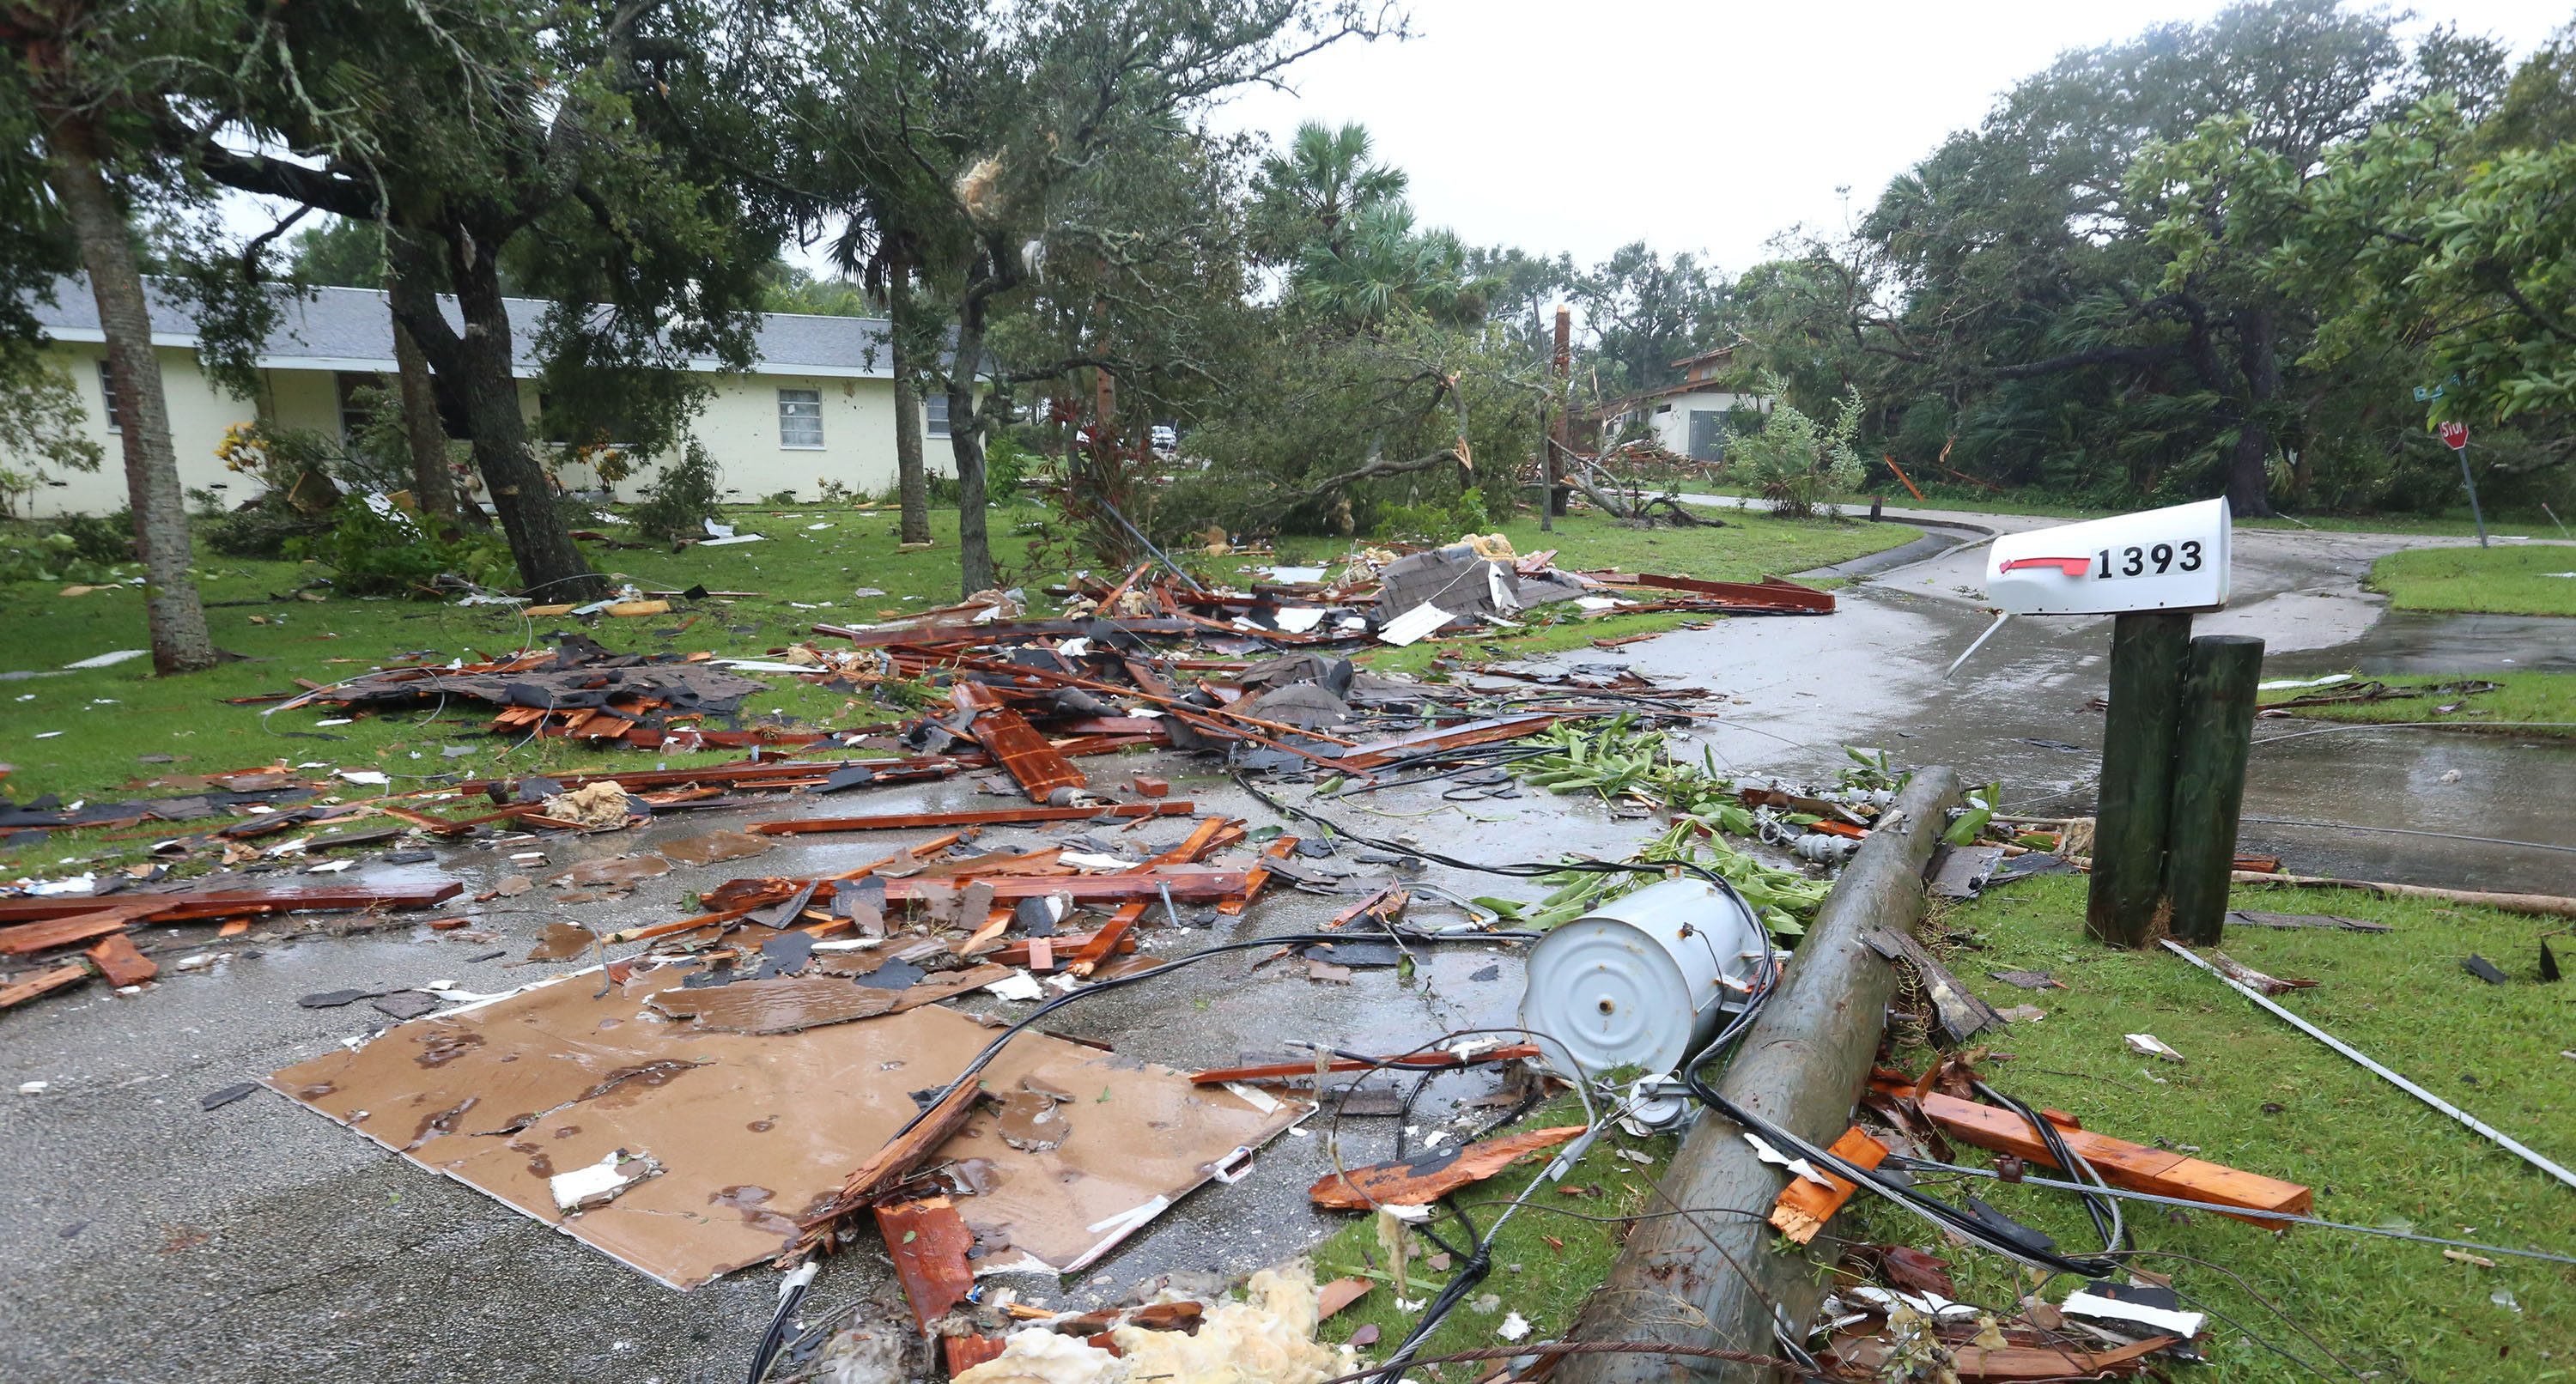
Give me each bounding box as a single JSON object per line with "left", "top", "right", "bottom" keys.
{"left": 0, "top": 904, "right": 163, "bottom": 956}
{"left": 0, "top": 882, "right": 463, "bottom": 926}
{"left": 643, "top": 963, "right": 1012, "bottom": 1034}
{"left": 1766, "top": 1126, "right": 1888, "bottom": 1244}
{"left": 1867, "top": 927, "right": 2008, "bottom": 1044}
{"left": 1585, "top": 571, "right": 1835, "bottom": 614}
{"left": 2223, "top": 909, "right": 2391, "bottom": 933}
{"left": 1218, "top": 836, "right": 1297, "bottom": 918}
{"left": 0, "top": 962, "right": 90, "bottom": 1010}
{"left": 710, "top": 871, "right": 1256, "bottom": 914}
{"left": 799, "top": 1077, "right": 987, "bottom": 1247}
{"left": 993, "top": 930, "right": 1136, "bottom": 967}
{"left": 878, "top": 1197, "right": 977, "bottom": 1332}
{"left": 1323, "top": 713, "right": 1562, "bottom": 770}
{"left": 1328, "top": 885, "right": 1407, "bottom": 929}
{"left": 85, "top": 933, "right": 157, "bottom": 986}
{"left": 1193, "top": 1043, "right": 1540, "bottom": 1087}
{"left": 1826, "top": 1332, "right": 2172, "bottom": 1381}
{"left": 747, "top": 801, "right": 1194, "bottom": 835}
{"left": 959, "top": 699, "right": 1088, "bottom": 803}
{"left": 1309, "top": 1126, "right": 1586, "bottom": 1210}
{"left": 1919, "top": 1092, "right": 2312, "bottom": 1223}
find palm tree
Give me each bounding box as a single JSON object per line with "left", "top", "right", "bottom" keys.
{"left": 1250, "top": 120, "right": 1408, "bottom": 263}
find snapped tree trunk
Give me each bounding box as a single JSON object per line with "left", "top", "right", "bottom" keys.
{"left": 2226, "top": 308, "right": 2280, "bottom": 519}
{"left": 447, "top": 251, "right": 603, "bottom": 599}
{"left": 41, "top": 109, "right": 216, "bottom": 676}
{"left": 389, "top": 312, "right": 462, "bottom": 535}
{"left": 887, "top": 245, "right": 931, "bottom": 545}
{"left": 948, "top": 298, "right": 995, "bottom": 597}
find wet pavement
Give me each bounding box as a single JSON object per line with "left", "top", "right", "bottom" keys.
{"left": 4, "top": 503, "right": 2572, "bottom": 1382}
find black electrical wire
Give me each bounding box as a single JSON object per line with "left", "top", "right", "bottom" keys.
{"left": 1884, "top": 1155, "right": 2576, "bottom": 1266}
{"left": 1237, "top": 774, "right": 1728, "bottom": 887}
{"left": 1679, "top": 1036, "right": 2123, "bottom": 1281}
{"left": 1368, "top": 879, "right": 1788, "bottom": 1384}
{"left": 740, "top": 924, "right": 1539, "bottom": 1383}
{"left": 1975, "top": 1080, "right": 2123, "bottom": 1254}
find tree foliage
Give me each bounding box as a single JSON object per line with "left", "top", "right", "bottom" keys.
{"left": 1730, "top": 0, "right": 2560, "bottom": 518}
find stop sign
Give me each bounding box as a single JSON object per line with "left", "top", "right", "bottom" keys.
{"left": 2439, "top": 421, "right": 2470, "bottom": 450}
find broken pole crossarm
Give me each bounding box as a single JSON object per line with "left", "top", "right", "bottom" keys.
{"left": 2087, "top": 611, "right": 2193, "bottom": 947}
{"left": 1559, "top": 767, "right": 1964, "bottom": 1384}
{"left": 2165, "top": 634, "right": 2263, "bottom": 944}
{"left": 2160, "top": 940, "right": 2576, "bottom": 1193}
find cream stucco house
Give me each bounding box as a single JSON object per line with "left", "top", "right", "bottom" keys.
{"left": 9, "top": 276, "right": 939, "bottom": 517}
{"left": 1605, "top": 345, "right": 1768, "bottom": 462}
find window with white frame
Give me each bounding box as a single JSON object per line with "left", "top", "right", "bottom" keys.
{"left": 777, "top": 388, "right": 824, "bottom": 448}
{"left": 98, "top": 361, "right": 123, "bottom": 432}
{"left": 925, "top": 392, "right": 951, "bottom": 439}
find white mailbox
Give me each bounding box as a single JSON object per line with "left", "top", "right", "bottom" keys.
{"left": 1984, "top": 499, "right": 2231, "bottom": 616}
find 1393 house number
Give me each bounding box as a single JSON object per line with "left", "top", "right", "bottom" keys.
{"left": 2095, "top": 540, "right": 2205, "bottom": 579}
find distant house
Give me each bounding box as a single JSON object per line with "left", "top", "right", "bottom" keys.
{"left": 8, "top": 276, "right": 938, "bottom": 517}
{"left": 1603, "top": 345, "right": 1768, "bottom": 462}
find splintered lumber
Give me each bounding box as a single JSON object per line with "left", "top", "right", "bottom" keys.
{"left": 1866, "top": 927, "right": 2007, "bottom": 1044}
{"left": 798, "top": 1077, "right": 987, "bottom": 1250}
{"left": 1193, "top": 1044, "right": 1540, "bottom": 1087}
{"left": 962, "top": 702, "right": 1087, "bottom": 802}
{"left": 1766, "top": 1126, "right": 1888, "bottom": 1244}
{"left": 1919, "top": 1091, "right": 2312, "bottom": 1223}
{"left": 1607, "top": 573, "right": 1834, "bottom": 614}
{"left": 709, "top": 871, "right": 1255, "bottom": 914}
{"left": 1826, "top": 1333, "right": 2172, "bottom": 1381}
{"left": 1067, "top": 816, "right": 1241, "bottom": 976}
{"left": 1309, "top": 1126, "right": 1587, "bottom": 1210}
{"left": 1218, "top": 836, "right": 1297, "bottom": 917}
{"left": 747, "top": 801, "right": 1194, "bottom": 835}
{"left": 994, "top": 929, "right": 1135, "bottom": 967}
{"left": 0, "top": 881, "right": 463, "bottom": 927}
{"left": 877, "top": 1197, "right": 977, "bottom": 1331}
{"left": 2223, "top": 909, "right": 2391, "bottom": 933}
{"left": 84, "top": 933, "right": 157, "bottom": 986}
{"left": 1325, "top": 713, "right": 1563, "bottom": 770}
{"left": 0, "top": 962, "right": 90, "bottom": 1010}
{"left": 2230, "top": 871, "right": 2576, "bottom": 920}
{"left": 0, "top": 905, "right": 156, "bottom": 956}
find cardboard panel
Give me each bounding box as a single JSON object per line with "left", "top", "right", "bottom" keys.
{"left": 269, "top": 963, "right": 1299, "bottom": 1289}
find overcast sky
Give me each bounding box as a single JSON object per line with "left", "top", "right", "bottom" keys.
{"left": 1207, "top": 0, "right": 2573, "bottom": 274}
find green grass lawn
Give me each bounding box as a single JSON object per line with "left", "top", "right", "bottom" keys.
{"left": 1851, "top": 877, "right": 2576, "bottom": 1381}
{"left": 0, "top": 501, "right": 1910, "bottom": 874}
{"left": 1303, "top": 1094, "right": 1683, "bottom": 1362}
{"left": 2257, "top": 671, "right": 2576, "bottom": 737}
{"left": 2367, "top": 543, "right": 2576, "bottom": 616}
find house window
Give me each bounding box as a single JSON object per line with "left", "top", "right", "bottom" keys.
{"left": 778, "top": 388, "right": 824, "bottom": 448}
{"left": 98, "top": 361, "right": 122, "bottom": 432}
{"left": 925, "top": 393, "right": 951, "bottom": 439}
{"left": 336, "top": 373, "right": 379, "bottom": 453}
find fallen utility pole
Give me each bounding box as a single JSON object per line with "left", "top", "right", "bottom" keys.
{"left": 2161, "top": 940, "right": 2576, "bottom": 1192}
{"left": 1559, "top": 766, "right": 1961, "bottom": 1384}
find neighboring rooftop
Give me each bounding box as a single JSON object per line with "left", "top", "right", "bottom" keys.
{"left": 28, "top": 275, "right": 893, "bottom": 379}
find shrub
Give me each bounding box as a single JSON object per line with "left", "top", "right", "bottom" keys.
{"left": 1734, "top": 381, "right": 1866, "bottom": 519}
{"left": 632, "top": 441, "right": 723, "bottom": 543}
{"left": 0, "top": 530, "right": 128, "bottom": 585}
{"left": 54, "top": 510, "right": 133, "bottom": 565}
{"left": 283, "top": 499, "right": 509, "bottom": 596}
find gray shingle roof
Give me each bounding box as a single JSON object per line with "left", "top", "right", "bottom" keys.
{"left": 30, "top": 276, "right": 892, "bottom": 378}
